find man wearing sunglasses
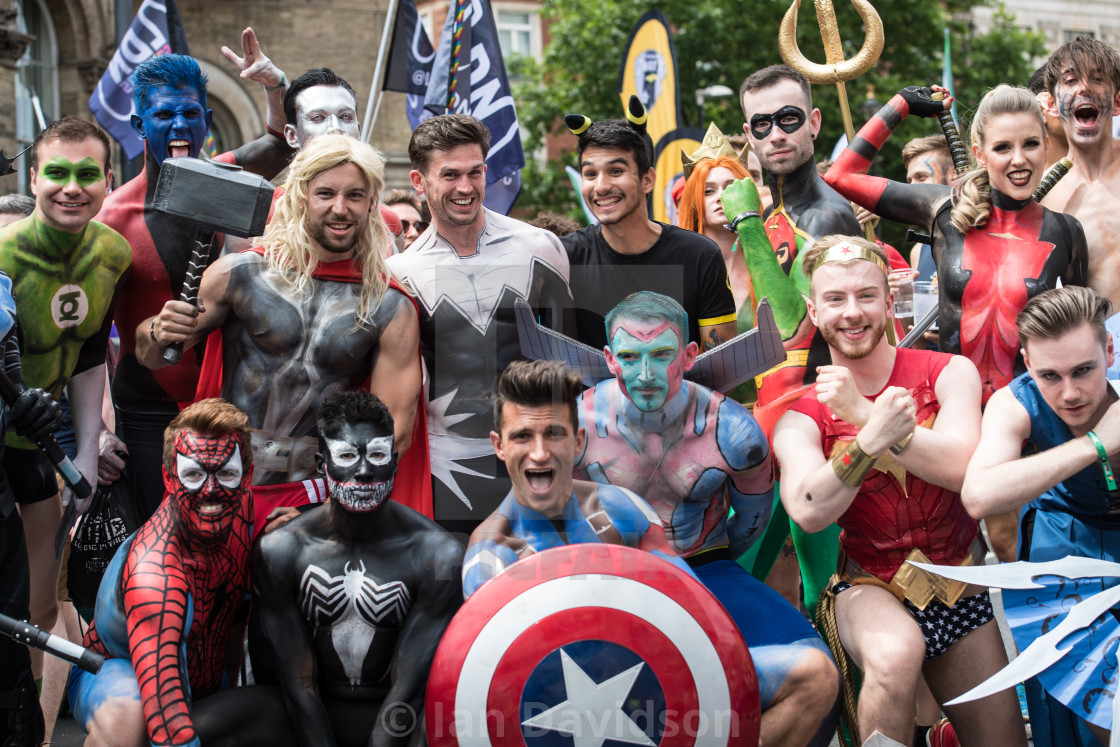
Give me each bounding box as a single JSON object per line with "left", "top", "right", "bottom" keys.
{"left": 725, "top": 64, "right": 863, "bottom": 615}
{"left": 382, "top": 189, "right": 427, "bottom": 251}
{"left": 740, "top": 64, "right": 862, "bottom": 289}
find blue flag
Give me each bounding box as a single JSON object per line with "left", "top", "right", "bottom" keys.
{"left": 424, "top": 0, "right": 524, "bottom": 215}
{"left": 88, "top": 0, "right": 189, "bottom": 160}
{"left": 383, "top": 0, "right": 435, "bottom": 131}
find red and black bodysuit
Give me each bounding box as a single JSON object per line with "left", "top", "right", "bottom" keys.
{"left": 824, "top": 89, "right": 1088, "bottom": 404}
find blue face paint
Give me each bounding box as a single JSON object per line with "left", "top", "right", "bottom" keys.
{"left": 131, "top": 86, "right": 212, "bottom": 166}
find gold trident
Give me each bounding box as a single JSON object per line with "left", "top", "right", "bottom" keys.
{"left": 779, "top": 0, "right": 884, "bottom": 242}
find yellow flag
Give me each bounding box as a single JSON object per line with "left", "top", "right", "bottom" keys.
{"left": 618, "top": 10, "right": 679, "bottom": 151}
{"left": 652, "top": 128, "right": 702, "bottom": 224}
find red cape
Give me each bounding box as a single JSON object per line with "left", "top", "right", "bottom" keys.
{"left": 193, "top": 248, "right": 432, "bottom": 518}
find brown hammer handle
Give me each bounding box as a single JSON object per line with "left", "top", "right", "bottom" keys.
{"left": 930, "top": 91, "right": 971, "bottom": 176}
{"left": 936, "top": 109, "right": 971, "bottom": 176}
{"left": 164, "top": 229, "right": 216, "bottom": 365}
{"left": 1033, "top": 158, "right": 1073, "bottom": 202}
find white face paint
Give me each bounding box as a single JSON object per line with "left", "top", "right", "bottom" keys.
{"left": 175, "top": 444, "right": 243, "bottom": 492}
{"left": 284, "top": 85, "right": 361, "bottom": 148}
{"left": 322, "top": 433, "right": 396, "bottom": 513}
{"left": 325, "top": 435, "right": 394, "bottom": 468}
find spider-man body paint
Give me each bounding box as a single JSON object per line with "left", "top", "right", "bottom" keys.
{"left": 69, "top": 429, "right": 252, "bottom": 747}
{"left": 824, "top": 90, "right": 1088, "bottom": 404}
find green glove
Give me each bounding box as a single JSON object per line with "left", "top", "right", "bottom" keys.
{"left": 720, "top": 178, "right": 806, "bottom": 340}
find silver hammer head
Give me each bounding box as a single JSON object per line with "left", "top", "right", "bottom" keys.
{"left": 152, "top": 157, "right": 275, "bottom": 238}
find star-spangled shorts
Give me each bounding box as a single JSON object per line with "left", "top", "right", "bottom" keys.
{"left": 834, "top": 581, "right": 994, "bottom": 659}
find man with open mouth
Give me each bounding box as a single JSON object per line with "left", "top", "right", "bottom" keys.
{"left": 67, "top": 398, "right": 288, "bottom": 747}
{"left": 251, "top": 390, "right": 461, "bottom": 747}
{"left": 463, "top": 359, "right": 688, "bottom": 598}
{"left": 1040, "top": 37, "right": 1120, "bottom": 314}
{"left": 98, "top": 35, "right": 294, "bottom": 521}
{"left": 573, "top": 291, "right": 841, "bottom": 747}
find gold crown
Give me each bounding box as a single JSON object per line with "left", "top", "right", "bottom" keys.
{"left": 810, "top": 241, "right": 890, "bottom": 276}
{"left": 681, "top": 123, "right": 749, "bottom": 180}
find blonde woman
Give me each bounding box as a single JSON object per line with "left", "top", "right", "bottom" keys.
{"left": 825, "top": 84, "right": 1088, "bottom": 405}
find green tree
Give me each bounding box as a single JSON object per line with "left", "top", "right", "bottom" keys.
{"left": 512, "top": 0, "right": 1047, "bottom": 226}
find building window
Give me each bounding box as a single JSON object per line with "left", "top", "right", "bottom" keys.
{"left": 496, "top": 7, "right": 540, "bottom": 59}
{"left": 15, "top": 0, "right": 59, "bottom": 194}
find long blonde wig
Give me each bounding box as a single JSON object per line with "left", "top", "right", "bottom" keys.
{"left": 950, "top": 85, "right": 1045, "bottom": 234}
{"left": 256, "top": 133, "right": 396, "bottom": 326}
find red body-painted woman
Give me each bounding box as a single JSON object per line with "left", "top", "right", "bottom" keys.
{"left": 825, "top": 85, "right": 1088, "bottom": 405}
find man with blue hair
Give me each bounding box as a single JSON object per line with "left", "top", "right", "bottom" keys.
{"left": 98, "top": 32, "right": 292, "bottom": 515}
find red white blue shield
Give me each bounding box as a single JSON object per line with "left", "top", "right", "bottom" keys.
{"left": 426, "top": 544, "right": 760, "bottom": 747}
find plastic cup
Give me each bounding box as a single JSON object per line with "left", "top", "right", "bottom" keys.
{"left": 891, "top": 270, "right": 914, "bottom": 320}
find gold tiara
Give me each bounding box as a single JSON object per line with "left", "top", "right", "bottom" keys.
{"left": 681, "top": 122, "right": 749, "bottom": 180}
{"left": 810, "top": 241, "right": 890, "bottom": 276}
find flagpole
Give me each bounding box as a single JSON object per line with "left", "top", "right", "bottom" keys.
{"left": 362, "top": 0, "right": 402, "bottom": 143}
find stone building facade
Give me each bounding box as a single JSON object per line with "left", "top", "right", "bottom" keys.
{"left": 0, "top": 0, "right": 416, "bottom": 191}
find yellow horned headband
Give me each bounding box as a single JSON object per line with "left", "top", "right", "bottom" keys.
{"left": 810, "top": 241, "right": 890, "bottom": 276}
{"left": 681, "top": 123, "right": 750, "bottom": 180}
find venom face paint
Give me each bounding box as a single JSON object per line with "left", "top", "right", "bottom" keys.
{"left": 607, "top": 318, "right": 688, "bottom": 412}
{"left": 164, "top": 430, "right": 248, "bottom": 542}
{"left": 321, "top": 421, "right": 397, "bottom": 512}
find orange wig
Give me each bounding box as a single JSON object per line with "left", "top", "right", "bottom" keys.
{"left": 676, "top": 155, "right": 751, "bottom": 236}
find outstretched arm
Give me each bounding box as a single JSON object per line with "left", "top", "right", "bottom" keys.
{"left": 962, "top": 387, "right": 1120, "bottom": 518}
{"left": 721, "top": 177, "right": 807, "bottom": 340}
{"left": 370, "top": 537, "right": 463, "bottom": 747}
{"left": 824, "top": 86, "right": 951, "bottom": 229}
{"left": 253, "top": 534, "right": 337, "bottom": 747}
{"left": 221, "top": 27, "right": 294, "bottom": 180}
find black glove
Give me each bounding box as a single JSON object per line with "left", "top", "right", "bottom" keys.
{"left": 9, "top": 387, "right": 63, "bottom": 442}
{"left": 898, "top": 86, "right": 945, "bottom": 118}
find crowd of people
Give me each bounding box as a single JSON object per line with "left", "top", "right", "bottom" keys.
{"left": 0, "top": 20, "right": 1118, "bottom": 747}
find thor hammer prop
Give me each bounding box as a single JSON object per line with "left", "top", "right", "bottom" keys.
{"left": 153, "top": 158, "right": 275, "bottom": 364}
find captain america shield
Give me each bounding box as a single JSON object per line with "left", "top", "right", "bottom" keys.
{"left": 427, "top": 544, "right": 760, "bottom": 747}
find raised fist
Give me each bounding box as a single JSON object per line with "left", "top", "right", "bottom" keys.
{"left": 720, "top": 177, "right": 762, "bottom": 231}
{"left": 898, "top": 86, "right": 948, "bottom": 118}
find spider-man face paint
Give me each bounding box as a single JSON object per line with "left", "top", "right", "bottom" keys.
{"left": 320, "top": 421, "right": 397, "bottom": 512}
{"left": 163, "top": 430, "right": 248, "bottom": 542}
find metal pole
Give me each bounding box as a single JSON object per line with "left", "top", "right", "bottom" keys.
{"left": 362, "top": 0, "right": 402, "bottom": 143}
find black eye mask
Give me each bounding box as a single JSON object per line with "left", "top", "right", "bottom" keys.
{"left": 749, "top": 106, "right": 808, "bottom": 139}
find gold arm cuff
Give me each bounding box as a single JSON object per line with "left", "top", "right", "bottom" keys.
{"left": 831, "top": 438, "right": 878, "bottom": 487}
{"left": 889, "top": 431, "right": 914, "bottom": 456}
